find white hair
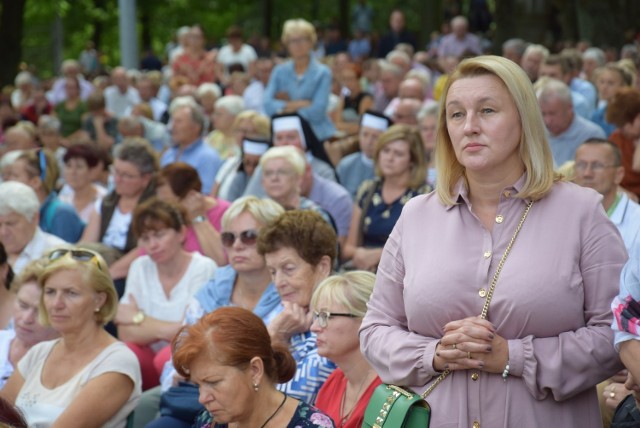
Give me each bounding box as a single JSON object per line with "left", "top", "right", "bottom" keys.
{"left": 582, "top": 47, "right": 606, "bottom": 66}
{"left": 0, "top": 181, "right": 40, "bottom": 222}
{"left": 169, "top": 95, "right": 198, "bottom": 115}
{"left": 14, "top": 71, "right": 33, "bottom": 87}
{"left": 215, "top": 95, "right": 245, "bottom": 116}
{"left": 196, "top": 83, "right": 222, "bottom": 99}
{"left": 260, "top": 146, "right": 306, "bottom": 176}
{"left": 386, "top": 50, "right": 411, "bottom": 67}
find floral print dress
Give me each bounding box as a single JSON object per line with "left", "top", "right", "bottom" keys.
{"left": 193, "top": 400, "right": 335, "bottom": 428}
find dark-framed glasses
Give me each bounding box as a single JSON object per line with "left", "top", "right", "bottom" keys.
{"left": 313, "top": 310, "right": 360, "bottom": 328}
{"left": 48, "top": 249, "right": 103, "bottom": 271}
{"left": 220, "top": 229, "right": 259, "bottom": 248}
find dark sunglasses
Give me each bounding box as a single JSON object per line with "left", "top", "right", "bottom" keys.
{"left": 220, "top": 229, "right": 259, "bottom": 248}
{"left": 49, "top": 249, "right": 103, "bottom": 271}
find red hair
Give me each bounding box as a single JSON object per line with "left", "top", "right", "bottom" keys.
{"left": 172, "top": 307, "right": 296, "bottom": 384}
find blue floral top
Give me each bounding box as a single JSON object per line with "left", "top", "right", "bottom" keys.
{"left": 193, "top": 400, "right": 335, "bottom": 427}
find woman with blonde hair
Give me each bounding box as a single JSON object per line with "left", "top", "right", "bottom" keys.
{"left": 0, "top": 247, "right": 141, "bottom": 427}
{"left": 342, "top": 124, "right": 429, "bottom": 271}
{"left": 263, "top": 18, "right": 336, "bottom": 142}
{"left": 592, "top": 61, "right": 635, "bottom": 136}
{"left": 360, "top": 55, "right": 626, "bottom": 427}
{"left": 312, "top": 271, "right": 381, "bottom": 428}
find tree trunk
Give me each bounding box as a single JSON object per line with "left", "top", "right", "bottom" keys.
{"left": 0, "top": 0, "right": 27, "bottom": 87}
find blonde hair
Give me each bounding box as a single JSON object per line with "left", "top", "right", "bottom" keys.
{"left": 310, "top": 271, "right": 376, "bottom": 318}
{"left": 221, "top": 196, "right": 285, "bottom": 230}
{"left": 259, "top": 146, "right": 306, "bottom": 176}
{"left": 38, "top": 247, "right": 117, "bottom": 326}
{"left": 234, "top": 111, "right": 271, "bottom": 139}
{"left": 281, "top": 19, "right": 317, "bottom": 45}
{"left": 435, "top": 55, "right": 558, "bottom": 205}
{"left": 10, "top": 258, "right": 47, "bottom": 293}
{"left": 373, "top": 124, "right": 427, "bottom": 189}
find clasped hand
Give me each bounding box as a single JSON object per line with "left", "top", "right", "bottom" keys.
{"left": 433, "top": 316, "right": 508, "bottom": 374}
{"left": 268, "top": 301, "right": 312, "bottom": 344}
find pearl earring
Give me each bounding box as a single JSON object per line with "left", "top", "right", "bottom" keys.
{"left": 253, "top": 383, "right": 259, "bottom": 392}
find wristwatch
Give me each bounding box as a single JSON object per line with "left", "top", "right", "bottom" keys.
{"left": 193, "top": 215, "right": 206, "bottom": 224}
{"left": 132, "top": 311, "right": 146, "bottom": 325}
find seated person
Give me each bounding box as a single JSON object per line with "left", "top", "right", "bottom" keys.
{"left": 0, "top": 258, "right": 59, "bottom": 389}
{"left": 336, "top": 111, "right": 392, "bottom": 198}
{"left": 174, "top": 307, "right": 335, "bottom": 428}
{"left": 0, "top": 247, "right": 141, "bottom": 427}
{"left": 0, "top": 181, "right": 66, "bottom": 274}
{"left": 156, "top": 162, "right": 230, "bottom": 266}
{"left": 115, "top": 198, "right": 217, "bottom": 391}
{"left": 342, "top": 124, "right": 430, "bottom": 271}
{"left": 6, "top": 149, "right": 84, "bottom": 243}
{"left": 219, "top": 137, "right": 271, "bottom": 203}
{"left": 0, "top": 242, "right": 15, "bottom": 329}
{"left": 80, "top": 138, "right": 158, "bottom": 282}
{"left": 312, "top": 271, "right": 381, "bottom": 428}
{"left": 136, "top": 196, "right": 284, "bottom": 428}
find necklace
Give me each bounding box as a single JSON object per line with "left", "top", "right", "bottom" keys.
{"left": 339, "top": 371, "right": 372, "bottom": 427}
{"left": 260, "top": 392, "right": 287, "bottom": 428}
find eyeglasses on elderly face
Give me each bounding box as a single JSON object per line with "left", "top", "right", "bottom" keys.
{"left": 574, "top": 161, "right": 618, "bottom": 173}
{"left": 312, "top": 310, "right": 360, "bottom": 329}
{"left": 48, "top": 249, "right": 103, "bottom": 271}
{"left": 220, "top": 229, "right": 259, "bottom": 248}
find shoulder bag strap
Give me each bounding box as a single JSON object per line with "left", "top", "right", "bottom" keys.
{"left": 422, "top": 200, "right": 534, "bottom": 398}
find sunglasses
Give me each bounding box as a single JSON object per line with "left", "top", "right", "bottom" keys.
{"left": 220, "top": 229, "right": 259, "bottom": 248}
{"left": 49, "top": 249, "right": 103, "bottom": 271}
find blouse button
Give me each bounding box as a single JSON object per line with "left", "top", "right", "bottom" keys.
{"left": 478, "top": 288, "right": 487, "bottom": 298}
{"left": 483, "top": 251, "right": 492, "bottom": 258}
{"left": 495, "top": 215, "right": 504, "bottom": 223}
{"left": 471, "top": 372, "right": 479, "bottom": 381}
{"left": 473, "top": 421, "right": 481, "bottom": 428}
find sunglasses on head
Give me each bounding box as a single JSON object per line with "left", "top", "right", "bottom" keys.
{"left": 220, "top": 229, "right": 259, "bottom": 248}
{"left": 48, "top": 249, "right": 103, "bottom": 271}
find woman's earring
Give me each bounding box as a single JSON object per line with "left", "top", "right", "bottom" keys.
{"left": 253, "top": 383, "right": 259, "bottom": 392}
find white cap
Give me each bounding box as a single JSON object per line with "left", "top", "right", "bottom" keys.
{"left": 361, "top": 113, "right": 390, "bottom": 131}
{"left": 242, "top": 139, "right": 270, "bottom": 156}
{"left": 272, "top": 116, "right": 306, "bottom": 149}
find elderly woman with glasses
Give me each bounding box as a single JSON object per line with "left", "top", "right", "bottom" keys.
{"left": 0, "top": 247, "right": 141, "bottom": 427}
{"left": 81, "top": 138, "right": 158, "bottom": 281}
{"left": 138, "top": 196, "right": 285, "bottom": 428}
{"left": 311, "top": 271, "right": 381, "bottom": 428}
{"left": 114, "top": 198, "right": 217, "bottom": 391}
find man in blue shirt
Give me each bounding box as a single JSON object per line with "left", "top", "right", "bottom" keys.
{"left": 160, "top": 104, "right": 222, "bottom": 194}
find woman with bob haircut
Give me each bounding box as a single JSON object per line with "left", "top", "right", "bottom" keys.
{"left": 156, "top": 162, "right": 230, "bottom": 266}
{"left": 174, "top": 307, "right": 334, "bottom": 428}
{"left": 263, "top": 19, "right": 336, "bottom": 142}
{"left": 342, "top": 124, "right": 430, "bottom": 271}
{"left": 115, "top": 198, "right": 217, "bottom": 390}
{"left": 0, "top": 247, "right": 141, "bottom": 427}
{"left": 312, "top": 271, "right": 381, "bottom": 428}
{"left": 360, "top": 55, "right": 627, "bottom": 427}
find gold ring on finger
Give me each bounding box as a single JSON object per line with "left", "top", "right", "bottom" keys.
{"left": 468, "top": 351, "right": 472, "bottom": 359}
{"left": 451, "top": 343, "right": 457, "bottom": 350}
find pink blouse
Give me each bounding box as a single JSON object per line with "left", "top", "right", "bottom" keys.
{"left": 183, "top": 198, "right": 230, "bottom": 254}
{"left": 360, "top": 176, "right": 627, "bottom": 427}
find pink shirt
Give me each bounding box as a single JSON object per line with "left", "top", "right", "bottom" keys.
{"left": 360, "top": 176, "right": 627, "bottom": 427}
{"left": 183, "top": 199, "right": 230, "bottom": 254}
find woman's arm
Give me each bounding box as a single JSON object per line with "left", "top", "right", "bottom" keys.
{"left": 191, "top": 221, "right": 226, "bottom": 266}
{"left": 632, "top": 139, "right": 640, "bottom": 173}
{"left": 51, "top": 372, "right": 134, "bottom": 428}
{"left": 263, "top": 65, "right": 287, "bottom": 116}
{"left": 117, "top": 316, "right": 182, "bottom": 345}
{"left": 341, "top": 203, "right": 361, "bottom": 262}
{"left": 80, "top": 206, "right": 101, "bottom": 243}
{"left": 357, "top": 94, "right": 374, "bottom": 116}
{"left": 297, "top": 66, "right": 332, "bottom": 121}
{"left": 109, "top": 247, "right": 140, "bottom": 281}
{"left": 0, "top": 371, "right": 25, "bottom": 404}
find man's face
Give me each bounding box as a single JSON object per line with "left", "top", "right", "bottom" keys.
{"left": 390, "top": 11, "right": 405, "bottom": 32}
{"left": 0, "top": 212, "right": 36, "bottom": 255}
{"left": 380, "top": 71, "right": 401, "bottom": 99}
{"left": 538, "top": 63, "right": 567, "bottom": 83}
{"left": 171, "top": 107, "right": 200, "bottom": 146}
{"left": 573, "top": 144, "right": 623, "bottom": 199}
{"left": 539, "top": 97, "right": 573, "bottom": 136}
{"left": 521, "top": 52, "right": 543, "bottom": 81}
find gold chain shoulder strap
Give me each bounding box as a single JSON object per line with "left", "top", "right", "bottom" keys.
{"left": 422, "top": 200, "right": 534, "bottom": 398}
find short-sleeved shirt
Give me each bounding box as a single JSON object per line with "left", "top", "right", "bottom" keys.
{"left": 15, "top": 339, "right": 141, "bottom": 428}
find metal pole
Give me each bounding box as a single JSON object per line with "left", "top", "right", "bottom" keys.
{"left": 118, "top": 0, "right": 138, "bottom": 68}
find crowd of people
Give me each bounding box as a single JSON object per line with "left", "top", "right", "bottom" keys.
{"left": 1, "top": 4, "right": 640, "bottom": 427}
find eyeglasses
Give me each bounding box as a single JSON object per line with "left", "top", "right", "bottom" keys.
{"left": 312, "top": 310, "right": 360, "bottom": 328}
{"left": 109, "top": 165, "right": 142, "bottom": 181}
{"left": 48, "top": 248, "right": 103, "bottom": 271}
{"left": 220, "top": 229, "right": 259, "bottom": 248}
{"left": 574, "top": 161, "right": 618, "bottom": 172}
{"left": 263, "top": 169, "right": 296, "bottom": 179}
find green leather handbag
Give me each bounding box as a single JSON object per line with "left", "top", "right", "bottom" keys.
{"left": 362, "top": 384, "right": 432, "bottom": 427}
